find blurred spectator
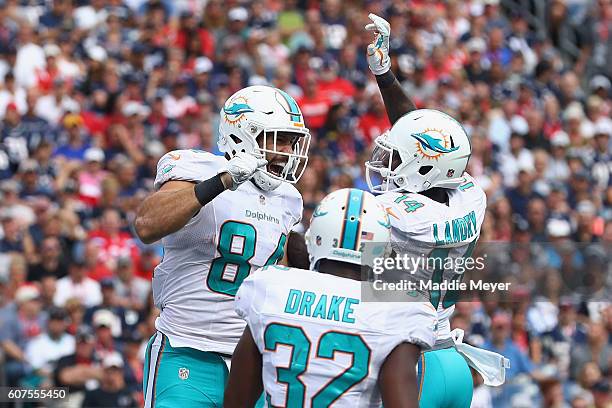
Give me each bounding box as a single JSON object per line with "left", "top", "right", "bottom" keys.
{"left": 92, "top": 309, "right": 119, "bottom": 360}
{"left": 0, "top": 285, "right": 44, "bottom": 385}
{"left": 569, "top": 321, "right": 610, "bottom": 380}
{"left": 53, "top": 113, "right": 91, "bottom": 161}
{"left": 82, "top": 351, "right": 137, "bottom": 408}
{"left": 54, "top": 260, "right": 102, "bottom": 308}
{"left": 54, "top": 325, "right": 102, "bottom": 406}
{"left": 483, "top": 312, "right": 534, "bottom": 381}
{"left": 27, "top": 236, "right": 69, "bottom": 281}
{"left": 112, "top": 256, "right": 150, "bottom": 312}
{"left": 24, "top": 307, "right": 75, "bottom": 384}
{"left": 78, "top": 147, "right": 107, "bottom": 207}
{"left": 88, "top": 208, "right": 141, "bottom": 273}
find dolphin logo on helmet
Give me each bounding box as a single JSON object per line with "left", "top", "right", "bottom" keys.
{"left": 411, "top": 132, "right": 459, "bottom": 156}
{"left": 223, "top": 103, "right": 254, "bottom": 117}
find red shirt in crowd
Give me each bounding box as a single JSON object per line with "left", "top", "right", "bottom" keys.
{"left": 318, "top": 77, "right": 356, "bottom": 104}
{"left": 87, "top": 230, "right": 142, "bottom": 275}
{"left": 297, "top": 93, "right": 332, "bottom": 132}
{"left": 357, "top": 111, "right": 391, "bottom": 145}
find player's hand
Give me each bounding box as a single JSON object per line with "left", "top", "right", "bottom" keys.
{"left": 365, "top": 13, "right": 391, "bottom": 76}
{"left": 222, "top": 152, "right": 268, "bottom": 191}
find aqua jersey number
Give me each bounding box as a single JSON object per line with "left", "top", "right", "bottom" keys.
{"left": 263, "top": 324, "right": 371, "bottom": 407}
{"left": 208, "top": 221, "right": 285, "bottom": 296}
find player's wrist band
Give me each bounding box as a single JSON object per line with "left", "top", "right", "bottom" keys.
{"left": 194, "top": 174, "right": 225, "bottom": 207}
{"left": 375, "top": 70, "right": 395, "bottom": 87}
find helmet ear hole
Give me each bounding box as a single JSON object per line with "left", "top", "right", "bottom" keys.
{"left": 419, "top": 165, "right": 433, "bottom": 175}
{"left": 230, "top": 134, "right": 241, "bottom": 144}
{"left": 231, "top": 150, "right": 237, "bottom": 155}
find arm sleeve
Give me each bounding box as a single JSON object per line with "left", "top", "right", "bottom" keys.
{"left": 154, "top": 150, "right": 225, "bottom": 190}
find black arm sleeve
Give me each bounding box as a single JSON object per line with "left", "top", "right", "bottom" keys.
{"left": 376, "top": 70, "right": 417, "bottom": 125}
{"left": 193, "top": 174, "right": 226, "bottom": 207}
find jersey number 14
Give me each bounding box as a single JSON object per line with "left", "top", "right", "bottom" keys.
{"left": 207, "top": 221, "right": 286, "bottom": 296}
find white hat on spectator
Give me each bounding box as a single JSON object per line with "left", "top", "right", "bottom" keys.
{"left": 44, "top": 44, "right": 61, "bottom": 57}
{"left": 550, "top": 130, "right": 570, "bottom": 147}
{"left": 194, "top": 57, "right": 213, "bottom": 74}
{"left": 102, "top": 351, "right": 124, "bottom": 369}
{"left": 576, "top": 200, "right": 596, "bottom": 216}
{"left": 563, "top": 102, "right": 584, "bottom": 121}
{"left": 15, "top": 285, "right": 40, "bottom": 303}
{"left": 145, "top": 141, "right": 166, "bottom": 157}
{"left": 93, "top": 309, "right": 122, "bottom": 337}
{"left": 87, "top": 45, "right": 107, "bottom": 62}
{"left": 0, "top": 179, "right": 21, "bottom": 193}
{"left": 84, "top": 147, "right": 105, "bottom": 163}
{"left": 593, "top": 118, "right": 612, "bottom": 137}
{"left": 122, "top": 101, "right": 151, "bottom": 118}
{"left": 510, "top": 115, "right": 529, "bottom": 135}
{"left": 469, "top": 3, "right": 484, "bottom": 16}
{"left": 466, "top": 37, "right": 487, "bottom": 53}
{"left": 589, "top": 75, "right": 611, "bottom": 91}
{"left": 546, "top": 218, "right": 571, "bottom": 238}
{"left": 228, "top": 7, "right": 248, "bottom": 22}
{"left": 248, "top": 75, "right": 269, "bottom": 86}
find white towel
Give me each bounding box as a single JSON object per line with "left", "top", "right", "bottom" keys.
{"left": 450, "top": 329, "right": 510, "bottom": 387}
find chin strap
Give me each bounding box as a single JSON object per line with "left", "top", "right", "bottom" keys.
{"left": 252, "top": 169, "right": 282, "bottom": 191}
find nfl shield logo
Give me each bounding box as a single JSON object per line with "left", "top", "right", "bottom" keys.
{"left": 178, "top": 367, "right": 189, "bottom": 380}
{"left": 259, "top": 195, "right": 266, "bottom": 205}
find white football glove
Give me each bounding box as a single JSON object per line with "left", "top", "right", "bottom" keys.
{"left": 365, "top": 13, "right": 391, "bottom": 76}
{"left": 221, "top": 152, "right": 268, "bottom": 191}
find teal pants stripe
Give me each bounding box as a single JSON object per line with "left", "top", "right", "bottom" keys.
{"left": 143, "top": 332, "right": 230, "bottom": 408}
{"left": 417, "top": 348, "right": 473, "bottom": 408}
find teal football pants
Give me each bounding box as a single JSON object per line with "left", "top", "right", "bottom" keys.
{"left": 143, "top": 332, "right": 229, "bottom": 407}
{"left": 417, "top": 347, "right": 473, "bottom": 408}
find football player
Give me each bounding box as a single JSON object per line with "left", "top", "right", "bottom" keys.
{"left": 225, "top": 188, "right": 438, "bottom": 408}
{"left": 135, "top": 85, "right": 310, "bottom": 408}
{"left": 363, "top": 14, "right": 508, "bottom": 408}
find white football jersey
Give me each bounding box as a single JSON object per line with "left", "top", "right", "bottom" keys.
{"left": 235, "top": 266, "right": 437, "bottom": 408}
{"left": 376, "top": 173, "right": 486, "bottom": 342}
{"left": 152, "top": 150, "right": 302, "bottom": 354}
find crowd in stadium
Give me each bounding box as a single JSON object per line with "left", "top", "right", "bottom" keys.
{"left": 0, "top": 0, "right": 610, "bottom": 407}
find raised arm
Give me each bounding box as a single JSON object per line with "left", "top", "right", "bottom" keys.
{"left": 134, "top": 152, "right": 266, "bottom": 244}
{"left": 366, "top": 13, "right": 417, "bottom": 124}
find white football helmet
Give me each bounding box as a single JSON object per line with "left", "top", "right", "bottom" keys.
{"left": 305, "top": 188, "right": 391, "bottom": 270}
{"left": 365, "top": 109, "right": 471, "bottom": 193}
{"left": 218, "top": 85, "right": 311, "bottom": 191}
